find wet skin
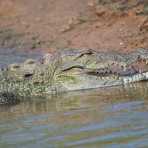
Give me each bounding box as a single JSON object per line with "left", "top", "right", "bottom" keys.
{"left": 0, "top": 48, "right": 148, "bottom": 104}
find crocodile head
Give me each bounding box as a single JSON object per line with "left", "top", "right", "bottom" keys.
{"left": 6, "top": 59, "right": 38, "bottom": 80}
{"left": 54, "top": 49, "right": 148, "bottom": 91}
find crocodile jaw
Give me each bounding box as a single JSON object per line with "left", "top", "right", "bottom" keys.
{"left": 123, "top": 72, "right": 148, "bottom": 84}
{"left": 48, "top": 72, "right": 148, "bottom": 93}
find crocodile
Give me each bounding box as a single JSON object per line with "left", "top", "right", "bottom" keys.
{"left": 0, "top": 48, "right": 148, "bottom": 105}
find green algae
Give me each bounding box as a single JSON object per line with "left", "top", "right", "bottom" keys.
{"left": 56, "top": 74, "right": 78, "bottom": 84}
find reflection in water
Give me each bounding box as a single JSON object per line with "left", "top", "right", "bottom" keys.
{"left": 0, "top": 82, "right": 148, "bottom": 148}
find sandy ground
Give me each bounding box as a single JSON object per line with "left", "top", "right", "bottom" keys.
{"left": 0, "top": 0, "right": 147, "bottom": 53}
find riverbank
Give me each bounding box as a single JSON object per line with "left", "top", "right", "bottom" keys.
{"left": 0, "top": 0, "right": 147, "bottom": 53}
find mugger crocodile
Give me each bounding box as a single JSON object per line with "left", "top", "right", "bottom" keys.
{"left": 0, "top": 48, "right": 148, "bottom": 105}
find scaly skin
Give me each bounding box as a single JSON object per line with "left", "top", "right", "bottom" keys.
{"left": 0, "top": 48, "right": 148, "bottom": 105}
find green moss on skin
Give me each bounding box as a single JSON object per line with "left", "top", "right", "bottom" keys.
{"left": 56, "top": 74, "right": 78, "bottom": 84}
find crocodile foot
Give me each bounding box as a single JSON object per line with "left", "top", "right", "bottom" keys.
{"left": 0, "top": 92, "right": 20, "bottom": 105}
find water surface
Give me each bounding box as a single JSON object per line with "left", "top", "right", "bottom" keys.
{"left": 0, "top": 48, "right": 43, "bottom": 68}
{"left": 0, "top": 83, "right": 148, "bottom": 148}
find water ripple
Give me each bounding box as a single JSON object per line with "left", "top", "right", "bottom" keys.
{"left": 0, "top": 85, "right": 148, "bottom": 148}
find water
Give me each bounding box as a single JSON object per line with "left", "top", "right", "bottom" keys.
{"left": 0, "top": 48, "right": 148, "bottom": 148}
{"left": 0, "top": 83, "right": 148, "bottom": 148}
{"left": 0, "top": 48, "right": 43, "bottom": 68}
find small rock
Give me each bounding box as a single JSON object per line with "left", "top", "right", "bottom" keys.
{"left": 139, "top": 17, "right": 148, "bottom": 31}
{"left": 60, "top": 25, "right": 72, "bottom": 33}
{"left": 95, "top": 5, "right": 107, "bottom": 16}
{"left": 88, "top": 1, "right": 95, "bottom": 8}
{"left": 120, "top": 42, "right": 124, "bottom": 45}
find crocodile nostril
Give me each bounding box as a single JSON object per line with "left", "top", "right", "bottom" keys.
{"left": 24, "top": 73, "right": 33, "bottom": 78}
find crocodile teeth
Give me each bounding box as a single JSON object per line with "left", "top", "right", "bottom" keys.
{"left": 132, "top": 75, "right": 139, "bottom": 81}
{"left": 96, "top": 76, "right": 102, "bottom": 80}
{"left": 123, "top": 77, "right": 130, "bottom": 84}
{"left": 112, "top": 75, "right": 118, "bottom": 79}
{"left": 123, "top": 73, "right": 146, "bottom": 84}
{"left": 99, "top": 76, "right": 102, "bottom": 80}
{"left": 145, "top": 72, "right": 148, "bottom": 78}
{"left": 105, "top": 76, "right": 110, "bottom": 80}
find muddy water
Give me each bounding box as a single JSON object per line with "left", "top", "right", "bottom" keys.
{"left": 0, "top": 49, "right": 148, "bottom": 148}
{"left": 0, "top": 83, "right": 148, "bottom": 148}
{"left": 0, "top": 48, "right": 43, "bottom": 68}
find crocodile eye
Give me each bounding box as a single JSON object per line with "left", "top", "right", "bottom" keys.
{"left": 24, "top": 59, "right": 36, "bottom": 65}
{"left": 9, "top": 64, "right": 20, "bottom": 70}
{"left": 13, "top": 65, "right": 20, "bottom": 69}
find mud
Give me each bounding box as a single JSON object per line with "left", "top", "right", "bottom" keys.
{"left": 0, "top": 0, "right": 147, "bottom": 52}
